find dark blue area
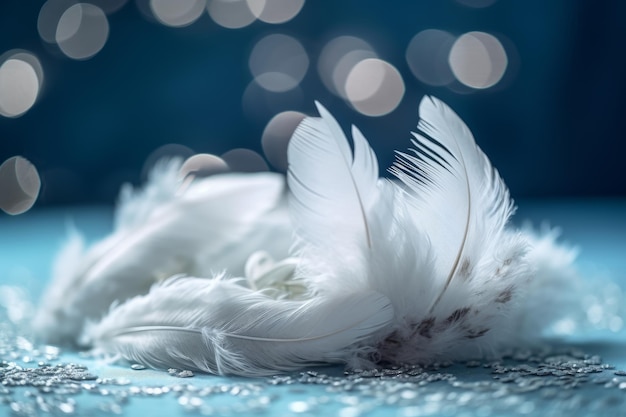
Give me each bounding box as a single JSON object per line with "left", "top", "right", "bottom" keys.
{"left": 0, "top": 1, "right": 625, "bottom": 206}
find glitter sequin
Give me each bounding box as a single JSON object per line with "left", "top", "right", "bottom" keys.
{"left": 2, "top": 311, "right": 626, "bottom": 417}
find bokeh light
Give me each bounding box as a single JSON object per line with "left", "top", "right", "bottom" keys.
{"left": 38, "top": 0, "right": 76, "bottom": 44}
{"left": 0, "top": 52, "right": 43, "bottom": 118}
{"left": 0, "top": 156, "right": 41, "bottom": 215}
{"left": 406, "top": 29, "right": 456, "bottom": 87}
{"left": 345, "top": 58, "right": 405, "bottom": 117}
{"left": 261, "top": 111, "right": 305, "bottom": 172}
{"left": 449, "top": 31, "right": 508, "bottom": 89}
{"left": 7, "top": 52, "right": 45, "bottom": 89}
{"left": 180, "top": 153, "right": 229, "bottom": 179}
{"left": 207, "top": 0, "right": 256, "bottom": 29}
{"left": 221, "top": 148, "right": 269, "bottom": 173}
{"left": 150, "top": 0, "right": 205, "bottom": 28}
{"left": 318, "top": 36, "right": 377, "bottom": 98}
{"left": 249, "top": 34, "right": 309, "bottom": 92}
{"left": 56, "top": 3, "right": 110, "bottom": 60}
{"left": 241, "top": 79, "right": 304, "bottom": 122}
{"left": 246, "top": 0, "right": 305, "bottom": 24}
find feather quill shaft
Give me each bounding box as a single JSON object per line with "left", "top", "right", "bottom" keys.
{"left": 87, "top": 277, "right": 394, "bottom": 376}
{"left": 285, "top": 97, "right": 532, "bottom": 367}
{"left": 390, "top": 97, "right": 514, "bottom": 312}
{"left": 287, "top": 102, "right": 379, "bottom": 253}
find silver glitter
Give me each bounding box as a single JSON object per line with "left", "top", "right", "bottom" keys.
{"left": 3, "top": 308, "right": 626, "bottom": 417}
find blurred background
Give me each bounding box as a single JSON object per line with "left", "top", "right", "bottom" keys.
{"left": 0, "top": 0, "right": 625, "bottom": 214}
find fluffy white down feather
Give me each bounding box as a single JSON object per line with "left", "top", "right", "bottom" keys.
{"left": 285, "top": 98, "right": 532, "bottom": 366}
{"left": 32, "top": 160, "right": 292, "bottom": 346}
{"left": 85, "top": 276, "right": 394, "bottom": 376}
{"left": 512, "top": 227, "right": 585, "bottom": 338}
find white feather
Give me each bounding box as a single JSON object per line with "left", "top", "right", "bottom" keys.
{"left": 379, "top": 97, "right": 530, "bottom": 362}
{"left": 512, "top": 226, "right": 585, "bottom": 338}
{"left": 31, "top": 227, "right": 86, "bottom": 341}
{"left": 390, "top": 96, "right": 515, "bottom": 311}
{"left": 86, "top": 276, "right": 394, "bottom": 376}
{"left": 287, "top": 97, "right": 531, "bottom": 366}
{"left": 114, "top": 158, "right": 184, "bottom": 231}
{"left": 32, "top": 161, "right": 292, "bottom": 346}
{"left": 288, "top": 102, "right": 379, "bottom": 256}
{"left": 42, "top": 96, "right": 591, "bottom": 376}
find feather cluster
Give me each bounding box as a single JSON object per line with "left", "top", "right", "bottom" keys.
{"left": 32, "top": 160, "right": 291, "bottom": 346}
{"left": 34, "top": 96, "right": 595, "bottom": 376}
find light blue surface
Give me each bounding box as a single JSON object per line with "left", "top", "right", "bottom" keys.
{"left": 1, "top": 199, "right": 625, "bottom": 416}
{"left": 515, "top": 199, "right": 626, "bottom": 277}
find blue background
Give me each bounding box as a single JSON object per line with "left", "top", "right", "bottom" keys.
{"left": 2, "top": 3, "right": 626, "bottom": 414}
{"left": 1, "top": 0, "right": 625, "bottom": 207}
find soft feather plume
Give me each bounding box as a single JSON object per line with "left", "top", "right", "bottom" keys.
{"left": 287, "top": 102, "right": 393, "bottom": 295}
{"left": 68, "top": 96, "right": 593, "bottom": 376}
{"left": 287, "top": 97, "right": 531, "bottom": 366}
{"left": 114, "top": 158, "right": 184, "bottom": 231}
{"left": 389, "top": 97, "right": 515, "bottom": 312}
{"left": 32, "top": 160, "right": 292, "bottom": 346}
{"left": 85, "top": 276, "right": 394, "bottom": 376}
{"left": 376, "top": 97, "right": 530, "bottom": 362}
{"left": 513, "top": 227, "right": 591, "bottom": 338}
{"left": 288, "top": 102, "right": 379, "bottom": 255}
